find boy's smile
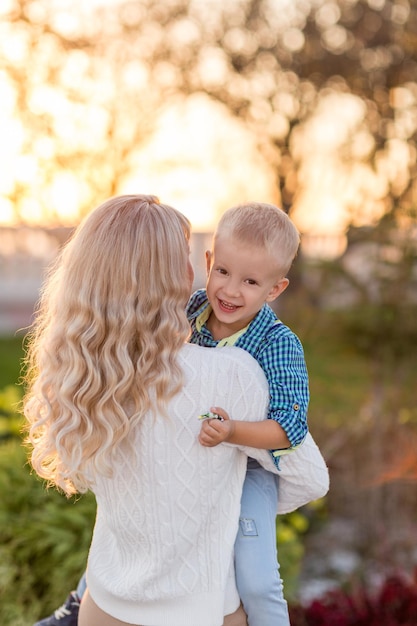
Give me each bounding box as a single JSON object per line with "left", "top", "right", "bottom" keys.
{"left": 205, "top": 234, "right": 289, "bottom": 340}
{"left": 217, "top": 299, "right": 239, "bottom": 313}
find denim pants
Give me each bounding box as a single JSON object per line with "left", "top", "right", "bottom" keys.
{"left": 234, "top": 459, "right": 290, "bottom": 626}
{"left": 76, "top": 571, "right": 87, "bottom": 600}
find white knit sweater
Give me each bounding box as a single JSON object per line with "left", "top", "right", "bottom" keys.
{"left": 86, "top": 343, "right": 278, "bottom": 626}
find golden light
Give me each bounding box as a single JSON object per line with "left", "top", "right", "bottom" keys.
{"left": 120, "top": 94, "right": 279, "bottom": 232}
{"left": 288, "top": 89, "right": 414, "bottom": 257}
{"left": 1, "top": 0, "right": 414, "bottom": 254}
{"left": 0, "top": 92, "right": 278, "bottom": 230}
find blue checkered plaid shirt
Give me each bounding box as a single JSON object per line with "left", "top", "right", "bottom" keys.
{"left": 187, "top": 289, "right": 309, "bottom": 461}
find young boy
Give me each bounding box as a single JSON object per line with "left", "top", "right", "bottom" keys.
{"left": 187, "top": 202, "right": 308, "bottom": 625}
{"left": 34, "top": 202, "right": 318, "bottom": 626}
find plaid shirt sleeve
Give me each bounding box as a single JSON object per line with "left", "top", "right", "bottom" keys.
{"left": 257, "top": 324, "right": 309, "bottom": 452}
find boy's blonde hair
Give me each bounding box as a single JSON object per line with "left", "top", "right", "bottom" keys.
{"left": 24, "top": 194, "right": 191, "bottom": 495}
{"left": 215, "top": 202, "right": 300, "bottom": 276}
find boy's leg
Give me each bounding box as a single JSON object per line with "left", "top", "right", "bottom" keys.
{"left": 76, "top": 572, "right": 87, "bottom": 599}
{"left": 234, "top": 460, "right": 290, "bottom": 626}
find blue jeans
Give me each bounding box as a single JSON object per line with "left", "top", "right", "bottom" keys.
{"left": 234, "top": 459, "right": 290, "bottom": 626}
{"left": 76, "top": 571, "right": 87, "bottom": 600}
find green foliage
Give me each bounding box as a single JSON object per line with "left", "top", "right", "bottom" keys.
{"left": 0, "top": 384, "right": 23, "bottom": 441}
{"left": 0, "top": 338, "right": 26, "bottom": 442}
{"left": 337, "top": 304, "right": 417, "bottom": 361}
{"left": 277, "top": 512, "right": 307, "bottom": 602}
{"left": 302, "top": 328, "right": 372, "bottom": 431}
{"left": 0, "top": 336, "right": 25, "bottom": 388}
{"left": 277, "top": 500, "right": 327, "bottom": 603}
{"left": 0, "top": 441, "right": 95, "bottom": 625}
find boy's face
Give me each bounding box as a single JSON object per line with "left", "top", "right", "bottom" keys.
{"left": 205, "top": 234, "right": 289, "bottom": 336}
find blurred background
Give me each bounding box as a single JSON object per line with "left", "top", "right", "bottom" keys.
{"left": 1, "top": 0, "right": 417, "bottom": 624}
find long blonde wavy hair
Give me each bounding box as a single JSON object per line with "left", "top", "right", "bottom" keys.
{"left": 23, "top": 195, "right": 192, "bottom": 495}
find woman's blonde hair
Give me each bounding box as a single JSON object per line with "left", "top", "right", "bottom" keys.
{"left": 216, "top": 202, "right": 300, "bottom": 276}
{"left": 23, "top": 195, "right": 191, "bottom": 495}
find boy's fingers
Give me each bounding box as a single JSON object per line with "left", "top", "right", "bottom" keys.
{"left": 207, "top": 420, "right": 224, "bottom": 433}
{"left": 210, "top": 406, "right": 229, "bottom": 420}
{"left": 199, "top": 434, "right": 217, "bottom": 447}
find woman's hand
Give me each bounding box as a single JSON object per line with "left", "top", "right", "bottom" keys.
{"left": 198, "top": 406, "right": 235, "bottom": 447}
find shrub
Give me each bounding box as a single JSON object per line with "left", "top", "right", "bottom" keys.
{"left": 277, "top": 509, "right": 309, "bottom": 601}
{"left": 0, "top": 441, "right": 96, "bottom": 625}
{"left": 0, "top": 384, "right": 23, "bottom": 442}
{"left": 277, "top": 497, "right": 328, "bottom": 602}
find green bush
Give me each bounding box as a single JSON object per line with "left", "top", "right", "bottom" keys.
{"left": 277, "top": 511, "right": 307, "bottom": 601}
{"left": 0, "top": 384, "right": 23, "bottom": 442}
{"left": 277, "top": 500, "right": 327, "bottom": 602}
{"left": 0, "top": 441, "right": 95, "bottom": 625}
{"left": 0, "top": 336, "right": 25, "bottom": 388}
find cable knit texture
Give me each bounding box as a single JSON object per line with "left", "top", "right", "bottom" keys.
{"left": 86, "top": 343, "right": 277, "bottom": 626}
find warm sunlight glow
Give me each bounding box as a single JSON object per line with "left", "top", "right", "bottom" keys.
{"left": 2, "top": 0, "right": 413, "bottom": 252}
{"left": 120, "top": 95, "right": 279, "bottom": 231}
{"left": 290, "top": 91, "right": 408, "bottom": 251}
{"left": 0, "top": 96, "right": 278, "bottom": 229}
{"left": 0, "top": 199, "right": 15, "bottom": 225}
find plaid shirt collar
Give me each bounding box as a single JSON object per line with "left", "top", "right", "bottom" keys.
{"left": 189, "top": 291, "right": 278, "bottom": 348}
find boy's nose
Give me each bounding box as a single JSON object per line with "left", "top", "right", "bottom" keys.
{"left": 223, "top": 279, "right": 240, "bottom": 298}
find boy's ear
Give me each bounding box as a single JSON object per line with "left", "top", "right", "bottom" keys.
{"left": 265, "top": 278, "right": 289, "bottom": 303}
{"left": 205, "top": 250, "right": 212, "bottom": 275}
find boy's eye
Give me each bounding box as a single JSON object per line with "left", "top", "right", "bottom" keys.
{"left": 217, "top": 267, "right": 228, "bottom": 275}
{"left": 245, "top": 279, "right": 257, "bottom": 285}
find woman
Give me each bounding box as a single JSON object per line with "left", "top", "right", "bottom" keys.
{"left": 24, "top": 195, "right": 278, "bottom": 626}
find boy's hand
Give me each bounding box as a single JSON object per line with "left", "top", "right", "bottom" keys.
{"left": 198, "top": 406, "right": 235, "bottom": 447}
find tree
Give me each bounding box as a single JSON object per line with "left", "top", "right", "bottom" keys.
{"left": 0, "top": 0, "right": 163, "bottom": 221}
{"left": 2, "top": 0, "right": 416, "bottom": 230}
{"left": 175, "top": 0, "right": 417, "bottom": 233}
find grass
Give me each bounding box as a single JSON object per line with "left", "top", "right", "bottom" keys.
{"left": 0, "top": 335, "right": 25, "bottom": 388}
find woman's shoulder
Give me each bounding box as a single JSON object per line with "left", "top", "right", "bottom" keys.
{"left": 182, "top": 343, "right": 267, "bottom": 383}
{"left": 180, "top": 344, "right": 269, "bottom": 419}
